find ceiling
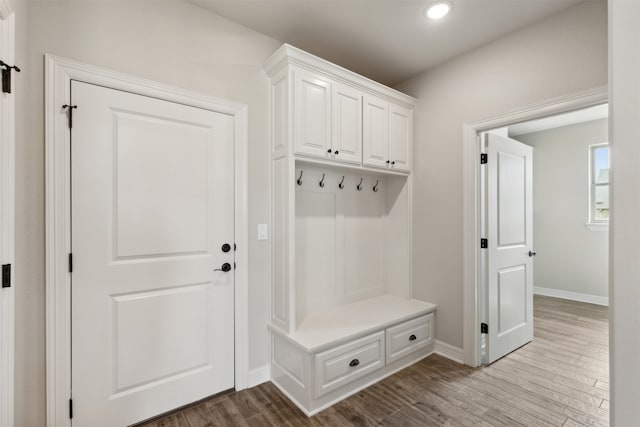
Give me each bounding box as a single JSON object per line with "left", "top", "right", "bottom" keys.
{"left": 192, "top": 0, "right": 583, "bottom": 86}
{"left": 509, "top": 103, "right": 608, "bottom": 137}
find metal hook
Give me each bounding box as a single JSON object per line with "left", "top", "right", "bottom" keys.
{"left": 319, "top": 173, "right": 326, "bottom": 188}
{"left": 357, "top": 178, "right": 363, "bottom": 191}
{"left": 373, "top": 180, "right": 379, "bottom": 192}
{"left": 297, "top": 170, "right": 303, "bottom": 186}
{"left": 338, "top": 176, "right": 345, "bottom": 189}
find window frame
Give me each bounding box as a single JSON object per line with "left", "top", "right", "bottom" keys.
{"left": 588, "top": 142, "right": 610, "bottom": 227}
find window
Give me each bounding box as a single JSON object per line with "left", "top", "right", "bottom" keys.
{"left": 589, "top": 143, "right": 609, "bottom": 224}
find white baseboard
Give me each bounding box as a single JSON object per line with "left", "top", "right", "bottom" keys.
{"left": 434, "top": 340, "right": 464, "bottom": 364}
{"left": 246, "top": 364, "right": 271, "bottom": 388}
{"left": 534, "top": 286, "right": 608, "bottom": 306}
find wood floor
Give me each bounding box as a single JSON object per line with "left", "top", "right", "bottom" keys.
{"left": 141, "top": 296, "right": 609, "bottom": 427}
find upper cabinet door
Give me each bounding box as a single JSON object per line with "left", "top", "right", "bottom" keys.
{"left": 362, "top": 94, "right": 389, "bottom": 169}
{"left": 389, "top": 104, "right": 411, "bottom": 172}
{"left": 294, "top": 69, "right": 332, "bottom": 159}
{"left": 332, "top": 83, "right": 362, "bottom": 165}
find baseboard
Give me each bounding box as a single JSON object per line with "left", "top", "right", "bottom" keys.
{"left": 434, "top": 340, "right": 464, "bottom": 364}
{"left": 246, "top": 364, "right": 271, "bottom": 388}
{"left": 534, "top": 286, "right": 608, "bottom": 306}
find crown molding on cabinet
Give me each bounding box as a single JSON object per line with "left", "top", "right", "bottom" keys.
{"left": 264, "top": 44, "right": 416, "bottom": 108}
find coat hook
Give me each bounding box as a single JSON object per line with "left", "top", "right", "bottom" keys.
{"left": 297, "top": 170, "right": 303, "bottom": 186}
{"left": 373, "top": 180, "right": 379, "bottom": 192}
{"left": 338, "top": 176, "right": 345, "bottom": 189}
{"left": 319, "top": 173, "right": 326, "bottom": 188}
{"left": 357, "top": 178, "right": 363, "bottom": 191}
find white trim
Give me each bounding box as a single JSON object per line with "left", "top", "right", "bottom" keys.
{"left": 534, "top": 286, "right": 608, "bottom": 306}
{"left": 434, "top": 340, "right": 464, "bottom": 364}
{"left": 263, "top": 44, "right": 416, "bottom": 108}
{"left": 585, "top": 223, "right": 609, "bottom": 232}
{"left": 0, "top": 5, "right": 15, "bottom": 427}
{"left": 462, "top": 85, "right": 608, "bottom": 367}
{"left": 246, "top": 364, "right": 271, "bottom": 388}
{"left": 45, "top": 55, "right": 250, "bottom": 427}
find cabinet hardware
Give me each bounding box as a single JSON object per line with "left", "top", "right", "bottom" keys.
{"left": 334, "top": 150, "right": 339, "bottom": 155}
{"left": 481, "top": 323, "right": 488, "bottom": 334}
{"left": 327, "top": 148, "right": 332, "bottom": 153}
{"left": 319, "top": 173, "right": 326, "bottom": 188}
{"left": 528, "top": 251, "right": 537, "bottom": 257}
{"left": 386, "top": 160, "right": 390, "bottom": 165}
{"left": 409, "top": 334, "right": 417, "bottom": 341}
{"left": 391, "top": 161, "right": 395, "bottom": 166}
{"left": 349, "top": 359, "right": 360, "bottom": 367}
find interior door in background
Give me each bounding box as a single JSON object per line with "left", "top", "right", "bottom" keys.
{"left": 485, "top": 132, "right": 534, "bottom": 363}
{"left": 70, "top": 80, "right": 235, "bottom": 426}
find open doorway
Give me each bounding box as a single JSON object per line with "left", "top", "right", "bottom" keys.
{"left": 479, "top": 103, "right": 609, "bottom": 409}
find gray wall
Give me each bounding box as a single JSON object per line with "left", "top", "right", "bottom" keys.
{"left": 515, "top": 119, "right": 609, "bottom": 300}
{"left": 15, "top": 2, "right": 280, "bottom": 426}
{"left": 394, "top": 0, "right": 607, "bottom": 349}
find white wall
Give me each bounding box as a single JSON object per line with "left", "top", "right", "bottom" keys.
{"left": 515, "top": 119, "right": 608, "bottom": 301}
{"left": 15, "top": 2, "right": 281, "bottom": 425}
{"left": 394, "top": 0, "right": 607, "bottom": 349}
{"left": 609, "top": 0, "right": 640, "bottom": 424}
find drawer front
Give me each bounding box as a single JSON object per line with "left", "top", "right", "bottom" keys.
{"left": 314, "top": 331, "right": 385, "bottom": 398}
{"left": 386, "top": 314, "right": 434, "bottom": 364}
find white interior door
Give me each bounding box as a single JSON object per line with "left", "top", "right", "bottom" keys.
{"left": 486, "top": 133, "right": 534, "bottom": 363}
{"left": 71, "top": 81, "right": 235, "bottom": 426}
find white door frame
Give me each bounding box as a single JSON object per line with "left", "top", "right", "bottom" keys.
{"left": 0, "top": 1, "right": 15, "bottom": 426}
{"left": 462, "top": 85, "right": 608, "bottom": 367}
{"left": 45, "top": 55, "right": 250, "bottom": 426}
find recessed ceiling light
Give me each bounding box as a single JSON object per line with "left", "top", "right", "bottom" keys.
{"left": 425, "top": 1, "right": 452, "bottom": 20}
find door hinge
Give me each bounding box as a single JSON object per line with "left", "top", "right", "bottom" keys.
{"left": 69, "top": 398, "right": 73, "bottom": 419}
{"left": 0, "top": 60, "right": 21, "bottom": 94}
{"left": 68, "top": 253, "right": 73, "bottom": 273}
{"left": 481, "top": 323, "right": 488, "bottom": 334}
{"left": 62, "top": 104, "right": 78, "bottom": 129}
{"left": 1, "top": 264, "right": 11, "bottom": 288}
{"left": 480, "top": 153, "right": 488, "bottom": 164}
{"left": 480, "top": 238, "right": 488, "bottom": 249}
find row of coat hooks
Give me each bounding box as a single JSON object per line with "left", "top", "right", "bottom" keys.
{"left": 296, "top": 170, "right": 380, "bottom": 192}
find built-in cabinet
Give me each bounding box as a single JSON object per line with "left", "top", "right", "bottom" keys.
{"left": 264, "top": 44, "right": 434, "bottom": 416}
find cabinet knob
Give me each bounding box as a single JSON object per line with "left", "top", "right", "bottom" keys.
{"left": 349, "top": 359, "right": 360, "bottom": 367}
{"left": 327, "top": 148, "right": 332, "bottom": 153}
{"left": 334, "top": 150, "right": 339, "bottom": 155}
{"left": 391, "top": 161, "right": 396, "bottom": 166}
{"left": 409, "top": 334, "right": 417, "bottom": 341}
{"left": 386, "top": 160, "right": 390, "bottom": 164}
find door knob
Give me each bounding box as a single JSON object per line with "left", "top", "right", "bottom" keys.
{"left": 221, "top": 243, "right": 231, "bottom": 253}
{"left": 215, "top": 263, "right": 232, "bottom": 272}
{"left": 528, "top": 251, "right": 537, "bottom": 257}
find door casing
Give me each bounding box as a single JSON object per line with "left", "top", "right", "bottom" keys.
{"left": 45, "top": 55, "right": 249, "bottom": 427}
{"left": 462, "top": 85, "right": 608, "bottom": 367}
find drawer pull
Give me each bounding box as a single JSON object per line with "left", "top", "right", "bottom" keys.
{"left": 349, "top": 359, "right": 360, "bottom": 367}
{"left": 409, "top": 334, "right": 417, "bottom": 341}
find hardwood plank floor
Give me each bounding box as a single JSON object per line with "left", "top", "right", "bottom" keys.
{"left": 140, "top": 296, "right": 609, "bottom": 427}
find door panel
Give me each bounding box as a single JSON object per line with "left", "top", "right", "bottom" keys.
{"left": 294, "top": 69, "right": 332, "bottom": 159}
{"left": 389, "top": 103, "right": 411, "bottom": 172}
{"left": 362, "top": 94, "right": 389, "bottom": 169}
{"left": 332, "top": 83, "right": 362, "bottom": 164}
{"left": 71, "top": 81, "right": 235, "bottom": 426}
{"left": 486, "top": 133, "right": 533, "bottom": 363}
